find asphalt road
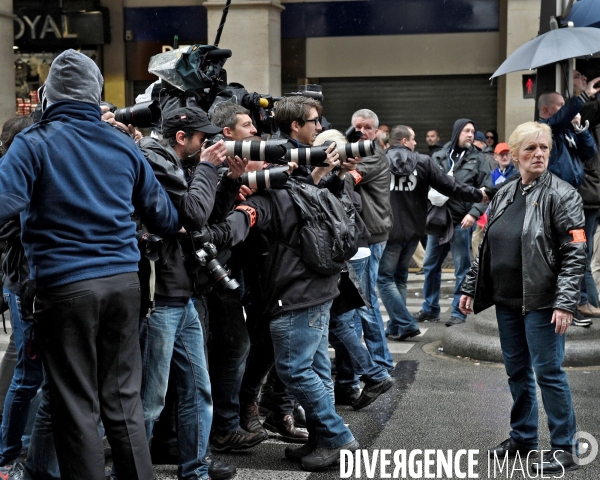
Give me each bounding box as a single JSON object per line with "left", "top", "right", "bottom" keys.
{"left": 151, "top": 304, "right": 600, "bottom": 480}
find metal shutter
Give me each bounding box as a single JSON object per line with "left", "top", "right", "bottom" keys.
{"left": 318, "top": 75, "right": 498, "bottom": 154}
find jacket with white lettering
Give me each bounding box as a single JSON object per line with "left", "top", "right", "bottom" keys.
{"left": 386, "top": 145, "right": 483, "bottom": 244}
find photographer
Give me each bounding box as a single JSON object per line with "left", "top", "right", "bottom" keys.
{"left": 136, "top": 107, "right": 245, "bottom": 480}
{"left": 209, "top": 104, "right": 309, "bottom": 444}
{"left": 199, "top": 103, "right": 285, "bottom": 450}
{"left": 273, "top": 96, "right": 343, "bottom": 187}
{"left": 204, "top": 172, "right": 359, "bottom": 472}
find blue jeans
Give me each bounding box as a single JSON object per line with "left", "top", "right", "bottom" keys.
{"left": 23, "top": 374, "right": 60, "bottom": 480}
{"left": 421, "top": 225, "right": 473, "bottom": 320}
{"left": 353, "top": 243, "right": 394, "bottom": 373}
{"left": 0, "top": 288, "right": 43, "bottom": 465}
{"left": 377, "top": 239, "right": 421, "bottom": 336}
{"left": 330, "top": 258, "right": 390, "bottom": 389}
{"left": 270, "top": 301, "right": 354, "bottom": 448}
{"left": 580, "top": 209, "right": 599, "bottom": 307}
{"left": 495, "top": 306, "right": 576, "bottom": 451}
{"left": 140, "top": 299, "right": 212, "bottom": 480}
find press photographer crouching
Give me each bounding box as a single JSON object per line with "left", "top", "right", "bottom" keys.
{"left": 135, "top": 107, "right": 245, "bottom": 480}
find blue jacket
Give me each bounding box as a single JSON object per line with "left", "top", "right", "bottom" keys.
{"left": 539, "top": 93, "right": 597, "bottom": 188}
{"left": 491, "top": 163, "right": 518, "bottom": 186}
{"left": 0, "top": 101, "right": 180, "bottom": 288}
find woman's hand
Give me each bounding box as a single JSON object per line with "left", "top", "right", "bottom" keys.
{"left": 551, "top": 308, "right": 573, "bottom": 336}
{"left": 459, "top": 295, "right": 474, "bottom": 316}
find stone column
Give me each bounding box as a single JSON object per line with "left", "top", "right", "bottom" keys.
{"left": 497, "top": 0, "right": 540, "bottom": 140}
{"left": 0, "top": 1, "right": 15, "bottom": 124}
{"left": 101, "top": 0, "right": 127, "bottom": 107}
{"left": 204, "top": 0, "right": 283, "bottom": 96}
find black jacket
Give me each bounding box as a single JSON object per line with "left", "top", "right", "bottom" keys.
{"left": 138, "top": 137, "right": 219, "bottom": 299}
{"left": 386, "top": 145, "right": 483, "bottom": 244}
{"left": 216, "top": 185, "right": 340, "bottom": 319}
{"left": 345, "top": 143, "right": 392, "bottom": 243}
{"left": 0, "top": 218, "right": 28, "bottom": 295}
{"left": 577, "top": 96, "right": 600, "bottom": 209}
{"left": 461, "top": 171, "right": 586, "bottom": 314}
{"left": 431, "top": 119, "right": 491, "bottom": 224}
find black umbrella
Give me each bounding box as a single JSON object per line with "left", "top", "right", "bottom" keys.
{"left": 491, "top": 26, "right": 600, "bottom": 79}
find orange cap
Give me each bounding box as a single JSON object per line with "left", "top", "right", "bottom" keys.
{"left": 494, "top": 142, "right": 510, "bottom": 154}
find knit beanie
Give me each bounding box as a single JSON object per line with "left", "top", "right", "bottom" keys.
{"left": 45, "top": 49, "right": 103, "bottom": 106}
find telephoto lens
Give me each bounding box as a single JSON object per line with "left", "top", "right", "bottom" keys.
{"left": 240, "top": 166, "right": 290, "bottom": 190}
{"left": 283, "top": 146, "right": 328, "bottom": 166}
{"left": 113, "top": 100, "right": 161, "bottom": 128}
{"left": 222, "top": 140, "right": 288, "bottom": 163}
{"left": 337, "top": 140, "right": 376, "bottom": 161}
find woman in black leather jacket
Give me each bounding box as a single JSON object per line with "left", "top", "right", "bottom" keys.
{"left": 459, "top": 122, "right": 586, "bottom": 474}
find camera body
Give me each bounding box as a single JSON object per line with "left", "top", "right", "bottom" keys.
{"left": 182, "top": 232, "right": 239, "bottom": 293}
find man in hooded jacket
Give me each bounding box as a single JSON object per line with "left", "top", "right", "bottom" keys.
{"left": 378, "top": 125, "right": 485, "bottom": 339}
{"left": 414, "top": 119, "right": 491, "bottom": 327}
{"left": 0, "top": 50, "right": 180, "bottom": 480}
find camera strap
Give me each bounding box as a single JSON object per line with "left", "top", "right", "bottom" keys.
{"left": 149, "top": 260, "right": 156, "bottom": 304}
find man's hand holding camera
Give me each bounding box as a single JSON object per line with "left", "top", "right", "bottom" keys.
{"left": 226, "top": 155, "right": 248, "bottom": 180}
{"left": 311, "top": 143, "right": 340, "bottom": 184}
{"left": 200, "top": 139, "right": 228, "bottom": 167}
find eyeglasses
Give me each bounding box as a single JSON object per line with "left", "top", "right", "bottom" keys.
{"left": 305, "top": 117, "right": 321, "bottom": 126}
{"left": 485, "top": 135, "right": 494, "bottom": 139}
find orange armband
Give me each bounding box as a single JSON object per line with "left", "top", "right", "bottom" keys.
{"left": 569, "top": 229, "right": 586, "bottom": 243}
{"left": 348, "top": 170, "right": 362, "bottom": 185}
{"left": 235, "top": 205, "right": 257, "bottom": 227}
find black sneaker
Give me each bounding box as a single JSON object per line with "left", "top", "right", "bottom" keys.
{"left": 488, "top": 438, "right": 538, "bottom": 459}
{"left": 387, "top": 329, "right": 421, "bottom": 341}
{"left": 301, "top": 439, "right": 360, "bottom": 471}
{"left": 572, "top": 311, "right": 592, "bottom": 327}
{"left": 352, "top": 376, "right": 395, "bottom": 410}
{"left": 414, "top": 310, "right": 440, "bottom": 323}
{"left": 211, "top": 428, "right": 268, "bottom": 452}
{"left": 445, "top": 316, "right": 466, "bottom": 327}
{"left": 285, "top": 442, "right": 315, "bottom": 462}
{"left": 205, "top": 454, "right": 237, "bottom": 480}
{"left": 531, "top": 450, "right": 579, "bottom": 474}
{"left": 334, "top": 386, "right": 360, "bottom": 406}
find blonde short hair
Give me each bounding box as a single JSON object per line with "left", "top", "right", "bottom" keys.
{"left": 314, "top": 129, "right": 347, "bottom": 147}
{"left": 508, "top": 122, "right": 553, "bottom": 164}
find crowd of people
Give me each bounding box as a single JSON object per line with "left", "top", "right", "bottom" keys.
{"left": 0, "top": 49, "right": 598, "bottom": 479}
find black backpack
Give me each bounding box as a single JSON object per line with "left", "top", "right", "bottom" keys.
{"left": 279, "top": 178, "right": 358, "bottom": 276}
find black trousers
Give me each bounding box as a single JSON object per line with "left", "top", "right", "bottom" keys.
{"left": 34, "top": 272, "right": 153, "bottom": 480}
{"left": 207, "top": 288, "right": 250, "bottom": 434}
{"left": 239, "top": 314, "right": 294, "bottom": 416}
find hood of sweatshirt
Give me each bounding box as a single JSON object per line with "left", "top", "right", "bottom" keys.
{"left": 386, "top": 144, "right": 419, "bottom": 176}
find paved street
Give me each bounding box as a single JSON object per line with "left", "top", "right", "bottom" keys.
{"left": 1, "top": 273, "right": 599, "bottom": 479}
{"left": 153, "top": 273, "right": 600, "bottom": 479}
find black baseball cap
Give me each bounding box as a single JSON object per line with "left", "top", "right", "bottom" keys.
{"left": 162, "top": 107, "right": 222, "bottom": 137}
